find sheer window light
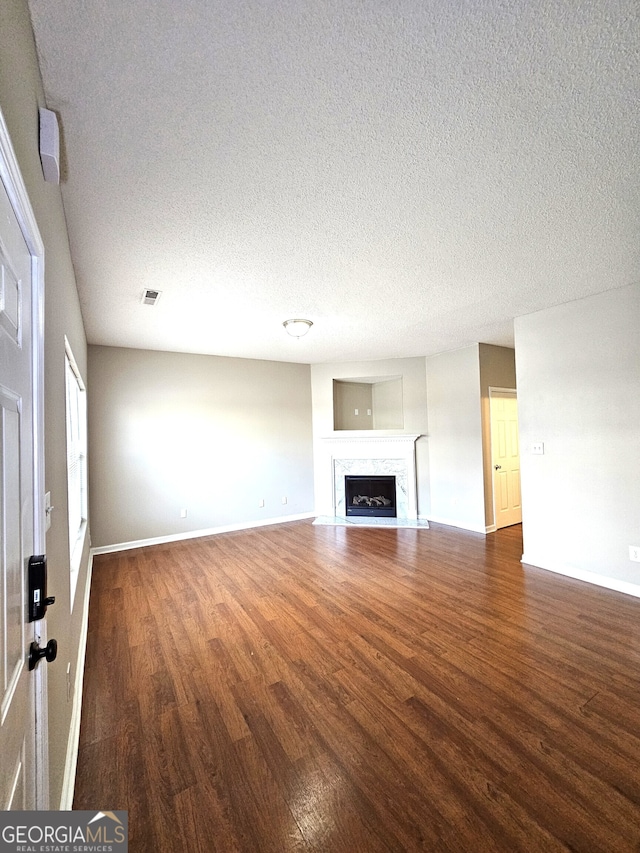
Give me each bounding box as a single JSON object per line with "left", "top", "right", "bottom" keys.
{"left": 64, "top": 338, "right": 88, "bottom": 606}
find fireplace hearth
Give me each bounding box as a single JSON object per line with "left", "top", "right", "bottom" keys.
{"left": 345, "top": 475, "right": 397, "bottom": 518}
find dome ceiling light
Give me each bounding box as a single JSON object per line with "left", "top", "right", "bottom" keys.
{"left": 283, "top": 319, "right": 313, "bottom": 338}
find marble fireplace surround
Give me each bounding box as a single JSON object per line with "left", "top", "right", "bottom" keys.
{"left": 322, "top": 435, "right": 421, "bottom": 520}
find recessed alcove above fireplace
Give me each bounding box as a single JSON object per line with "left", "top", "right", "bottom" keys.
{"left": 333, "top": 376, "right": 404, "bottom": 431}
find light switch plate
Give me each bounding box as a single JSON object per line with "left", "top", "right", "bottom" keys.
{"left": 532, "top": 442, "right": 544, "bottom": 455}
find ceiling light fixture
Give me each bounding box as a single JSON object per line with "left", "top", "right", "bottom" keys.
{"left": 283, "top": 318, "right": 313, "bottom": 338}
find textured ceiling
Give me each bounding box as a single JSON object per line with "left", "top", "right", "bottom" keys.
{"left": 28, "top": 0, "right": 640, "bottom": 364}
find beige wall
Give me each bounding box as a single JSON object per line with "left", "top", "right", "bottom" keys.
{"left": 426, "top": 345, "right": 486, "bottom": 531}
{"left": 515, "top": 284, "right": 640, "bottom": 593}
{"left": 372, "top": 378, "right": 404, "bottom": 430}
{"left": 88, "top": 346, "right": 315, "bottom": 547}
{"left": 0, "top": 0, "right": 91, "bottom": 808}
{"left": 333, "top": 381, "right": 374, "bottom": 430}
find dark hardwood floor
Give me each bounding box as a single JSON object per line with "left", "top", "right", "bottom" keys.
{"left": 74, "top": 521, "right": 640, "bottom": 852}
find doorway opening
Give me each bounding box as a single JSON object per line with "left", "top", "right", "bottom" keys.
{"left": 489, "top": 388, "right": 522, "bottom": 530}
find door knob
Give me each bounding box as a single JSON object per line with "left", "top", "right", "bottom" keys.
{"left": 28, "top": 639, "right": 58, "bottom": 671}
{"left": 494, "top": 464, "right": 502, "bottom": 470}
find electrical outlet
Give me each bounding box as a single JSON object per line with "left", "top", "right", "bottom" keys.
{"left": 629, "top": 546, "right": 640, "bottom": 562}
{"left": 180, "top": 508, "right": 187, "bottom": 518}
{"left": 281, "top": 496, "right": 287, "bottom": 505}
{"left": 259, "top": 499, "right": 265, "bottom": 508}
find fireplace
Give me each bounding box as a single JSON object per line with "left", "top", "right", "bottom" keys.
{"left": 345, "top": 475, "right": 397, "bottom": 518}
{"left": 320, "top": 435, "right": 421, "bottom": 522}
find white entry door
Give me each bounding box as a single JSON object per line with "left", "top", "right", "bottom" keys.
{"left": 0, "top": 118, "right": 45, "bottom": 809}
{"left": 490, "top": 389, "right": 522, "bottom": 529}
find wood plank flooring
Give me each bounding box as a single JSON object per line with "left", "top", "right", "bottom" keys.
{"left": 74, "top": 521, "right": 640, "bottom": 852}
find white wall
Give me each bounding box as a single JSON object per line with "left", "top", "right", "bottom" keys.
{"left": 88, "top": 346, "right": 315, "bottom": 547}
{"left": 310, "top": 357, "right": 430, "bottom": 516}
{"left": 426, "top": 345, "right": 486, "bottom": 532}
{"left": 515, "top": 283, "right": 640, "bottom": 595}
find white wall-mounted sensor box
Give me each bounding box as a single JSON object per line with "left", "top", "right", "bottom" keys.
{"left": 39, "top": 107, "right": 60, "bottom": 184}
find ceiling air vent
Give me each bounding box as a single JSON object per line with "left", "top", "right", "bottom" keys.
{"left": 141, "top": 289, "right": 161, "bottom": 306}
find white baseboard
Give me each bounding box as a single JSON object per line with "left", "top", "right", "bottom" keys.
{"left": 521, "top": 553, "right": 640, "bottom": 600}
{"left": 91, "top": 512, "right": 316, "bottom": 555}
{"left": 485, "top": 524, "right": 497, "bottom": 534}
{"left": 59, "top": 551, "right": 93, "bottom": 809}
{"left": 426, "top": 515, "right": 488, "bottom": 535}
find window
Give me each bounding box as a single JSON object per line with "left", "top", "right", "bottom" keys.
{"left": 65, "top": 338, "right": 87, "bottom": 606}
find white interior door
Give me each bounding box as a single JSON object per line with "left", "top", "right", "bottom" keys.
{"left": 490, "top": 389, "right": 522, "bottom": 529}
{"left": 0, "top": 108, "right": 47, "bottom": 809}
{"left": 0, "top": 169, "right": 38, "bottom": 809}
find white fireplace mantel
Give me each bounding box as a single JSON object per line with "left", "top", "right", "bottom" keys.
{"left": 319, "top": 434, "right": 422, "bottom": 520}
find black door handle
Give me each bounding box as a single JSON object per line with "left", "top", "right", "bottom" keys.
{"left": 28, "top": 639, "right": 58, "bottom": 671}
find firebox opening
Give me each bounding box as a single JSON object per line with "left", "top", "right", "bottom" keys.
{"left": 345, "top": 475, "right": 396, "bottom": 518}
